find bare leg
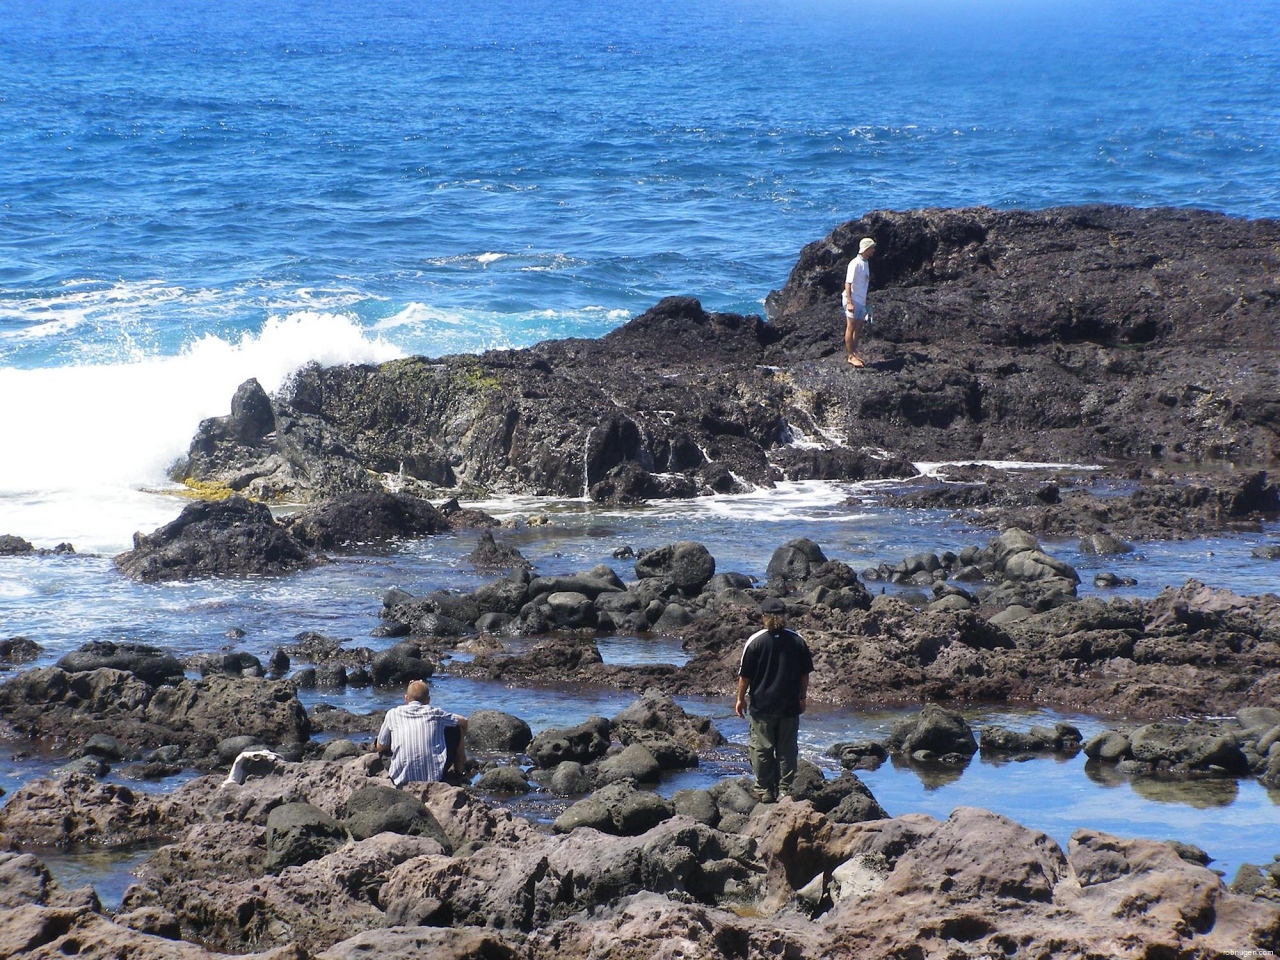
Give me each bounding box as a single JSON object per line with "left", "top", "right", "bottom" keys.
{"left": 845, "top": 310, "right": 866, "bottom": 365}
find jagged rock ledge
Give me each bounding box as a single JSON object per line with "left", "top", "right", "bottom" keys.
{"left": 171, "top": 205, "right": 1280, "bottom": 506}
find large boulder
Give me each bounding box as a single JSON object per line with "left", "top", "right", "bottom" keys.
{"left": 634, "top": 541, "right": 716, "bottom": 592}
{"left": 766, "top": 538, "right": 828, "bottom": 581}
{"left": 527, "top": 716, "right": 613, "bottom": 769}
{"left": 264, "top": 801, "right": 348, "bottom": 874}
{"left": 286, "top": 491, "right": 449, "bottom": 549}
{"left": 115, "top": 496, "right": 316, "bottom": 581}
{"left": 370, "top": 642, "right": 436, "bottom": 687}
{"left": 595, "top": 744, "right": 662, "bottom": 785}
{"left": 342, "top": 784, "right": 452, "bottom": 851}
{"left": 1128, "top": 721, "right": 1250, "bottom": 775}
{"left": 887, "top": 704, "right": 978, "bottom": 759}
{"left": 55, "top": 641, "right": 184, "bottom": 687}
{"left": 551, "top": 780, "right": 675, "bottom": 836}
{"left": 465, "top": 709, "right": 533, "bottom": 755}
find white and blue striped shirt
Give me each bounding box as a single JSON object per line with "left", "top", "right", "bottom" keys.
{"left": 376, "top": 702, "right": 460, "bottom": 786}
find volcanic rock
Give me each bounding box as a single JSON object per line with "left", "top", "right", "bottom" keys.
{"left": 115, "top": 496, "right": 316, "bottom": 581}
{"left": 285, "top": 490, "right": 449, "bottom": 548}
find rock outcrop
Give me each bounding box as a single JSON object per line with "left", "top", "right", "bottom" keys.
{"left": 172, "top": 207, "right": 1280, "bottom": 506}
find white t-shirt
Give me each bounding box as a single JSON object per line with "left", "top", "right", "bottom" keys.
{"left": 844, "top": 255, "right": 871, "bottom": 307}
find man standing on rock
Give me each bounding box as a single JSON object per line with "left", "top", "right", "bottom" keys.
{"left": 843, "top": 236, "right": 876, "bottom": 367}
{"left": 735, "top": 597, "right": 813, "bottom": 803}
{"left": 375, "top": 679, "right": 469, "bottom": 786}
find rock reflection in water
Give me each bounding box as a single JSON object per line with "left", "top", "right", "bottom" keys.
{"left": 1130, "top": 776, "right": 1240, "bottom": 809}
{"left": 888, "top": 754, "right": 970, "bottom": 790}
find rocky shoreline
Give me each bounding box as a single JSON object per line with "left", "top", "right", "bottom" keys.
{"left": 2, "top": 687, "right": 1279, "bottom": 958}
{"left": 3, "top": 204, "right": 1280, "bottom": 956}
{"left": 4, "top": 511, "right": 1280, "bottom": 955}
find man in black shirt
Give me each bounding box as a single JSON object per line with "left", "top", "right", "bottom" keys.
{"left": 734, "top": 596, "right": 813, "bottom": 803}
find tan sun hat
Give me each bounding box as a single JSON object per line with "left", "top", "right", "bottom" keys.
{"left": 859, "top": 237, "right": 876, "bottom": 254}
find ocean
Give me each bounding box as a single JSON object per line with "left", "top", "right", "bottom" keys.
{"left": 1, "top": 0, "right": 1279, "bottom": 887}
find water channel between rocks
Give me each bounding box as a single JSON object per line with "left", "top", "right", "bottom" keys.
{"left": 3, "top": 477, "right": 1278, "bottom": 906}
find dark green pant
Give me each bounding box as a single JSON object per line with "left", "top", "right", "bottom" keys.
{"left": 748, "top": 713, "right": 800, "bottom": 799}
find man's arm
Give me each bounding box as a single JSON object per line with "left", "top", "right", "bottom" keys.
{"left": 798, "top": 673, "right": 809, "bottom": 714}
{"left": 734, "top": 676, "right": 750, "bottom": 718}
{"left": 373, "top": 717, "right": 392, "bottom": 754}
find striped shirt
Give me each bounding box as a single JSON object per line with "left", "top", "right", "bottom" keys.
{"left": 376, "top": 702, "right": 460, "bottom": 786}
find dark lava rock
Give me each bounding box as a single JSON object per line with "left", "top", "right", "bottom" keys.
{"left": 56, "top": 641, "right": 185, "bottom": 687}
{"left": 552, "top": 779, "right": 675, "bottom": 836}
{"left": 595, "top": 744, "right": 662, "bottom": 785}
{"left": 887, "top": 704, "right": 979, "bottom": 759}
{"left": 264, "top": 801, "right": 348, "bottom": 874}
{"left": 980, "top": 723, "right": 1084, "bottom": 756}
{"left": 0, "top": 535, "right": 35, "bottom": 555}
{"left": 370, "top": 642, "right": 435, "bottom": 688}
{"left": 466, "top": 709, "right": 533, "bottom": 755}
{"left": 634, "top": 541, "right": 716, "bottom": 592}
{"left": 342, "top": 784, "right": 451, "bottom": 850}
{"left": 764, "top": 206, "right": 1280, "bottom": 470}
{"left": 1128, "top": 721, "right": 1250, "bottom": 775}
{"left": 544, "top": 760, "right": 593, "bottom": 796}
{"left": 173, "top": 208, "right": 1278, "bottom": 508}
{"left": 285, "top": 490, "right": 449, "bottom": 549}
{"left": 0, "top": 637, "right": 41, "bottom": 666}
{"left": 114, "top": 496, "right": 316, "bottom": 581}
{"left": 528, "top": 716, "right": 613, "bottom": 769}
{"left": 468, "top": 530, "right": 531, "bottom": 570}
{"left": 767, "top": 538, "right": 829, "bottom": 582}
{"left": 474, "top": 765, "right": 532, "bottom": 794}
{"left": 769, "top": 446, "right": 917, "bottom": 483}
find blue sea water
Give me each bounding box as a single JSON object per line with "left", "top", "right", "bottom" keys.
{"left": 1, "top": 0, "right": 1279, "bottom": 900}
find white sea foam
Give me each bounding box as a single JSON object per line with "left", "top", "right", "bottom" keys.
{"left": 469, "top": 480, "right": 874, "bottom": 526}
{"left": 0, "top": 279, "right": 369, "bottom": 354}
{"left": 0, "top": 312, "right": 403, "bottom": 552}
{"left": 915, "top": 459, "right": 1101, "bottom": 475}
{"left": 373, "top": 303, "right": 628, "bottom": 354}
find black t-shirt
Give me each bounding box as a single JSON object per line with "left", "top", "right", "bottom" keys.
{"left": 738, "top": 627, "right": 813, "bottom": 717}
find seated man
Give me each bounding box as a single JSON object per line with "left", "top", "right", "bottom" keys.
{"left": 374, "top": 679, "right": 469, "bottom": 786}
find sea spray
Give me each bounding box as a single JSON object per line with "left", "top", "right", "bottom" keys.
{"left": 0, "top": 312, "right": 402, "bottom": 551}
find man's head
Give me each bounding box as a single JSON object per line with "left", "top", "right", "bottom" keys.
{"left": 760, "top": 596, "right": 787, "bottom": 631}
{"left": 859, "top": 237, "right": 876, "bottom": 257}
{"left": 405, "top": 679, "right": 431, "bottom": 704}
